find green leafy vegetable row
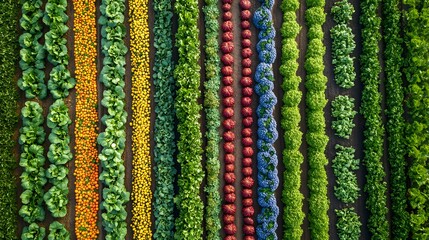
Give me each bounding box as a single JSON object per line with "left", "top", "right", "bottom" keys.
{"left": 360, "top": 0, "right": 389, "bottom": 238}
{"left": 331, "top": 95, "right": 356, "bottom": 139}
{"left": 98, "top": 0, "right": 129, "bottom": 238}
{"left": 304, "top": 0, "right": 329, "bottom": 237}
{"left": 279, "top": 0, "right": 305, "bottom": 239}
{"left": 18, "top": 0, "right": 46, "bottom": 99}
{"left": 44, "top": 100, "right": 71, "bottom": 233}
{"left": 335, "top": 207, "right": 362, "bottom": 240}
{"left": 203, "top": 0, "right": 221, "bottom": 238}
{"left": 382, "top": 0, "right": 408, "bottom": 238}
{"left": 152, "top": 0, "right": 176, "bottom": 238}
{"left": 44, "top": 0, "right": 73, "bottom": 236}
{"left": 19, "top": 101, "right": 47, "bottom": 239}
{"left": 404, "top": 0, "right": 429, "bottom": 238}
{"left": 174, "top": 0, "right": 204, "bottom": 238}
{"left": 0, "top": 1, "right": 19, "bottom": 239}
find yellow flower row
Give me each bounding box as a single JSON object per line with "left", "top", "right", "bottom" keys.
{"left": 73, "top": 1, "right": 100, "bottom": 239}
{"left": 129, "top": 0, "right": 152, "bottom": 238}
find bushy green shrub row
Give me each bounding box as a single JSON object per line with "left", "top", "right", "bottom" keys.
{"left": 280, "top": 0, "right": 305, "bottom": 239}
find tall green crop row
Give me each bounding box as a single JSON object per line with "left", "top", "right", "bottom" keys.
{"left": 174, "top": 0, "right": 204, "bottom": 238}
{"left": 0, "top": 1, "right": 19, "bottom": 239}
{"left": 203, "top": 0, "right": 221, "bottom": 238}
{"left": 360, "top": 0, "right": 389, "bottom": 238}
{"left": 280, "top": 0, "right": 305, "bottom": 239}
{"left": 98, "top": 0, "right": 129, "bottom": 238}
{"left": 382, "top": 0, "right": 408, "bottom": 238}
{"left": 404, "top": 0, "right": 429, "bottom": 238}
{"left": 330, "top": 1, "right": 361, "bottom": 239}
{"left": 152, "top": 0, "right": 176, "bottom": 238}
{"left": 304, "top": 0, "right": 329, "bottom": 238}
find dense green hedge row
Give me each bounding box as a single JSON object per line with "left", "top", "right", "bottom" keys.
{"left": 174, "top": 0, "right": 204, "bottom": 238}
{"left": 280, "top": 0, "right": 305, "bottom": 239}
{"left": 152, "top": 0, "right": 176, "bottom": 238}
{"left": 304, "top": 0, "right": 329, "bottom": 238}
{"left": 98, "top": 0, "right": 129, "bottom": 238}
{"left": 360, "top": 0, "right": 389, "bottom": 238}
{"left": 382, "top": 0, "right": 408, "bottom": 238}
{"left": 0, "top": 1, "right": 19, "bottom": 239}
{"left": 203, "top": 0, "right": 221, "bottom": 238}
{"left": 404, "top": 0, "right": 429, "bottom": 238}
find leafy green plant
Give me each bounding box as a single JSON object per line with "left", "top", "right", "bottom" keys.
{"left": 305, "top": 0, "right": 329, "bottom": 238}
{"left": 48, "top": 221, "right": 70, "bottom": 240}
{"left": 360, "top": 0, "right": 389, "bottom": 238}
{"left": 203, "top": 0, "right": 221, "bottom": 239}
{"left": 335, "top": 208, "right": 361, "bottom": 240}
{"left": 331, "top": 95, "right": 356, "bottom": 139}
{"left": 174, "top": 0, "right": 204, "bottom": 238}
{"left": 22, "top": 223, "right": 45, "bottom": 240}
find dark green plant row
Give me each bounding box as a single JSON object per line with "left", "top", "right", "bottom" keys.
{"left": 0, "top": 1, "right": 19, "bottom": 239}
{"left": 174, "top": 0, "right": 204, "bottom": 238}
{"left": 98, "top": 0, "right": 129, "bottom": 238}
{"left": 360, "top": 0, "right": 389, "bottom": 238}
{"left": 304, "top": 0, "right": 329, "bottom": 238}
{"left": 203, "top": 0, "right": 221, "bottom": 239}
{"left": 404, "top": 0, "right": 429, "bottom": 238}
{"left": 280, "top": 0, "right": 305, "bottom": 239}
{"left": 382, "top": 0, "right": 408, "bottom": 238}
{"left": 152, "top": 0, "right": 176, "bottom": 238}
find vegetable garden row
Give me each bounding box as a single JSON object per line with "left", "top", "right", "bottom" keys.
{"left": 0, "top": 0, "right": 428, "bottom": 239}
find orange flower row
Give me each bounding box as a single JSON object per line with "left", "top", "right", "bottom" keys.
{"left": 129, "top": 0, "right": 152, "bottom": 238}
{"left": 73, "top": 0, "right": 99, "bottom": 239}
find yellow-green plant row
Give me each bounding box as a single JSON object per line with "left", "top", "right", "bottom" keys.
{"left": 280, "top": 0, "right": 305, "bottom": 238}
{"left": 304, "top": 0, "right": 329, "bottom": 238}
{"left": 174, "top": 0, "right": 204, "bottom": 238}
{"left": 129, "top": 0, "right": 152, "bottom": 238}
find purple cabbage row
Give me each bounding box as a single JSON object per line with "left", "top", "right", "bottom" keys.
{"left": 253, "top": 1, "right": 278, "bottom": 239}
